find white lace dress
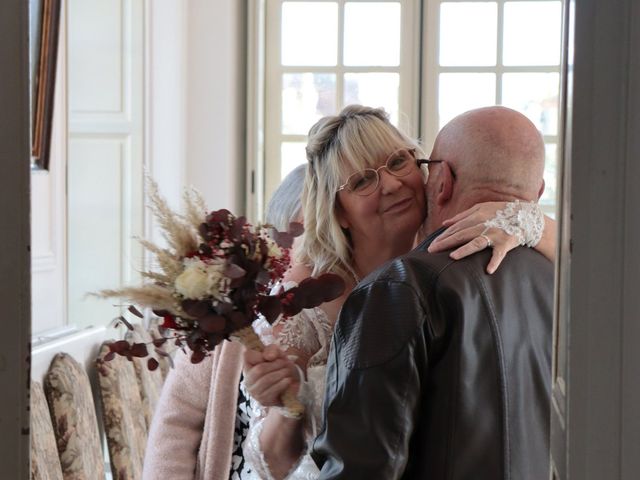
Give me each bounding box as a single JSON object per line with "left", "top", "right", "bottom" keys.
{"left": 241, "top": 294, "right": 333, "bottom": 480}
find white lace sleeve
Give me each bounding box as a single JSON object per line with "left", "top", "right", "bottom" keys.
{"left": 483, "top": 200, "right": 545, "bottom": 247}
{"left": 242, "top": 385, "right": 321, "bottom": 480}
{"left": 241, "top": 299, "right": 331, "bottom": 480}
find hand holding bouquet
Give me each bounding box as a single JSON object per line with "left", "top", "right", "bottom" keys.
{"left": 95, "top": 180, "right": 344, "bottom": 417}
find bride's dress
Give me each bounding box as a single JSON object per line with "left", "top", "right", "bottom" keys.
{"left": 241, "top": 295, "right": 333, "bottom": 480}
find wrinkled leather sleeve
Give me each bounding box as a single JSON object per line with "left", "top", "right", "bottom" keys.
{"left": 312, "top": 279, "right": 429, "bottom": 479}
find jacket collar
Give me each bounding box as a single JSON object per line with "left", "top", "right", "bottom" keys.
{"left": 414, "top": 226, "right": 448, "bottom": 252}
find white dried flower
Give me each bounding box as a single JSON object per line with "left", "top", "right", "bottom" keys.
{"left": 174, "top": 258, "right": 229, "bottom": 301}
{"left": 265, "top": 238, "right": 283, "bottom": 259}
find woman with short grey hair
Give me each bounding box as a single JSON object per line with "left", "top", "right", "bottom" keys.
{"left": 265, "top": 164, "right": 306, "bottom": 231}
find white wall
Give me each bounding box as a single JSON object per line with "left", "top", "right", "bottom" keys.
{"left": 144, "top": 0, "right": 188, "bottom": 215}
{"left": 144, "top": 0, "right": 247, "bottom": 228}
{"left": 31, "top": 0, "right": 67, "bottom": 336}
{"left": 66, "top": 0, "right": 145, "bottom": 329}
{"left": 31, "top": 0, "right": 248, "bottom": 374}
{"left": 185, "top": 0, "right": 247, "bottom": 214}
{"left": 31, "top": 0, "right": 250, "bottom": 332}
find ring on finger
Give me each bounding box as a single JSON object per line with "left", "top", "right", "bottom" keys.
{"left": 480, "top": 233, "right": 493, "bottom": 249}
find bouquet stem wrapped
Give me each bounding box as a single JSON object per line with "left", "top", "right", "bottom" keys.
{"left": 232, "top": 325, "right": 304, "bottom": 417}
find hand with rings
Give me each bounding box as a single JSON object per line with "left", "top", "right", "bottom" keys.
{"left": 479, "top": 232, "right": 493, "bottom": 249}
{"left": 427, "top": 201, "right": 521, "bottom": 274}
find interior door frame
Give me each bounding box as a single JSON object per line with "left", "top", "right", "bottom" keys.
{"left": 550, "top": 0, "right": 640, "bottom": 477}
{"left": 0, "top": 0, "right": 32, "bottom": 477}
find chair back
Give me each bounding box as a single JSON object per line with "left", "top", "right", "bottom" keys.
{"left": 44, "top": 353, "right": 106, "bottom": 479}
{"left": 31, "top": 380, "right": 64, "bottom": 480}
{"left": 124, "top": 324, "right": 164, "bottom": 430}
{"left": 96, "top": 342, "right": 147, "bottom": 480}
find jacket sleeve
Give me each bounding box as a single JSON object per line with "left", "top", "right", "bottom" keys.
{"left": 142, "top": 348, "right": 215, "bottom": 480}
{"left": 312, "top": 279, "right": 428, "bottom": 479}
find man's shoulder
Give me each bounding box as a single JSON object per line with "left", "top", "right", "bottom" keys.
{"left": 359, "top": 250, "right": 450, "bottom": 285}
{"left": 358, "top": 243, "right": 552, "bottom": 297}
{"left": 336, "top": 268, "right": 431, "bottom": 370}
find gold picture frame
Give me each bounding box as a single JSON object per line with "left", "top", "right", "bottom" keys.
{"left": 31, "top": 0, "right": 61, "bottom": 170}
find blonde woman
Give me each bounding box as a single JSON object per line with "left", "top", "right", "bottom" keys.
{"left": 241, "top": 105, "right": 555, "bottom": 479}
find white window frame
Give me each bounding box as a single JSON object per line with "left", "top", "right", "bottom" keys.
{"left": 248, "top": 0, "right": 422, "bottom": 220}
{"left": 421, "top": 0, "right": 563, "bottom": 215}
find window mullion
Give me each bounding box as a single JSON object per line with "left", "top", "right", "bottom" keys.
{"left": 496, "top": 0, "right": 505, "bottom": 105}
{"left": 280, "top": 65, "right": 400, "bottom": 73}
{"left": 422, "top": 0, "right": 441, "bottom": 149}
{"left": 281, "top": 134, "right": 309, "bottom": 142}
{"left": 438, "top": 65, "right": 561, "bottom": 73}
{"left": 264, "top": 0, "right": 285, "bottom": 216}
{"left": 337, "top": 0, "right": 345, "bottom": 109}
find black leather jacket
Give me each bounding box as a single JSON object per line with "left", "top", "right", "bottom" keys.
{"left": 312, "top": 235, "right": 553, "bottom": 479}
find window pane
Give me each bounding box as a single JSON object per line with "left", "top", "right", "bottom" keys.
{"left": 282, "top": 74, "right": 336, "bottom": 135}
{"left": 503, "top": 1, "right": 562, "bottom": 66}
{"left": 440, "top": 2, "right": 497, "bottom": 66}
{"left": 282, "top": 2, "right": 338, "bottom": 66}
{"left": 541, "top": 143, "right": 558, "bottom": 214}
{"left": 281, "top": 142, "right": 307, "bottom": 181}
{"left": 502, "top": 72, "right": 559, "bottom": 135}
{"left": 344, "top": 2, "right": 401, "bottom": 66}
{"left": 344, "top": 73, "right": 399, "bottom": 124}
{"left": 439, "top": 73, "right": 496, "bottom": 128}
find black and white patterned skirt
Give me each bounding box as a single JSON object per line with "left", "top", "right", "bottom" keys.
{"left": 229, "top": 373, "right": 253, "bottom": 479}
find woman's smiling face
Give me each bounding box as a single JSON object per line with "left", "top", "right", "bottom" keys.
{"left": 336, "top": 147, "right": 427, "bottom": 268}
{"left": 300, "top": 105, "right": 429, "bottom": 281}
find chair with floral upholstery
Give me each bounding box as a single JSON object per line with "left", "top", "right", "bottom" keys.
{"left": 124, "top": 324, "right": 164, "bottom": 431}
{"left": 96, "top": 342, "right": 147, "bottom": 480}
{"left": 31, "top": 380, "right": 64, "bottom": 480}
{"left": 44, "top": 353, "right": 106, "bottom": 479}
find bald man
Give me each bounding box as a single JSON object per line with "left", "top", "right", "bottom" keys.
{"left": 313, "top": 107, "right": 554, "bottom": 479}
{"left": 425, "top": 107, "right": 546, "bottom": 233}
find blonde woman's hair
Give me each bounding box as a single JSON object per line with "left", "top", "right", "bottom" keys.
{"left": 298, "top": 104, "right": 423, "bottom": 281}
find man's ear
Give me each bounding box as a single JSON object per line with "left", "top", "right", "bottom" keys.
{"left": 435, "top": 163, "right": 454, "bottom": 206}
{"left": 537, "top": 179, "right": 546, "bottom": 200}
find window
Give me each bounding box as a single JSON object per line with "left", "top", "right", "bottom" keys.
{"left": 261, "top": 0, "right": 421, "bottom": 208}
{"left": 256, "top": 0, "right": 563, "bottom": 216}
{"left": 422, "top": 0, "right": 563, "bottom": 215}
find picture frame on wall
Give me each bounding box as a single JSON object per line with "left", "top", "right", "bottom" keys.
{"left": 30, "top": 0, "right": 62, "bottom": 170}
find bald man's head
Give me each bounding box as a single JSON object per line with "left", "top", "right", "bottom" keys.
{"left": 424, "top": 107, "right": 546, "bottom": 233}
{"left": 432, "top": 106, "right": 545, "bottom": 200}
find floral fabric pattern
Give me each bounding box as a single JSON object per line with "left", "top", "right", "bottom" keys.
{"left": 31, "top": 380, "right": 64, "bottom": 480}
{"left": 96, "top": 342, "right": 148, "bottom": 480}
{"left": 44, "top": 353, "right": 106, "bottom": 480}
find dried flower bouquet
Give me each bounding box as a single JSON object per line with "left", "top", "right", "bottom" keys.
{"left": 95, "top": 179, "right": 344, "bottom": 417}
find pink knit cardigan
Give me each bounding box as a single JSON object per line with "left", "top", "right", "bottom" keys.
{"left": 142, "top": 340, "right": 244, "bottom": 480}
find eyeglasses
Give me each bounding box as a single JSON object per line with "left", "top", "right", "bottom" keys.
{"left": 337, "top": 148, "right": 444, "bottom": 196}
